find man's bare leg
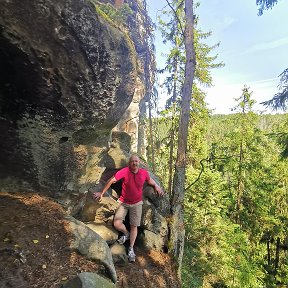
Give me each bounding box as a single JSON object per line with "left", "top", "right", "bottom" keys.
{"left": 129, "top": 225, "right": 137, "bottom": 248}
{"left": 127, "top": 225, "right": 137, "bottom": 262}
{"left": 114, "top": 219, "right": 129, "bottom": 235}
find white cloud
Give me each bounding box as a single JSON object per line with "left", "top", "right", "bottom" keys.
{"left": 204, "top": 77, "right": 279, "bottom": 114}
{"left": 244, "top": 37, "right": 288, "bottom": 54}
{"left": 220, "top": 17, "right": 236, "bottom": 31}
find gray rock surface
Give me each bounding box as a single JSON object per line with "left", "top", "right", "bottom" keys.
{"left": 110, "top": 242, "right": 128, "bottom": 265}
{"left": 62, "top": 272, "right": 116, "bottom": 288}
{"left": 0, "top": 0, "right": 137, "bottom": 196}
{"left": 65, "top": 215, "right": 117, "bottom": 283}
{"left": 86, "top": 222, "right": 118, "bottom": 245}
{"left": 0, "top": 0, "right": 172, "bottom": 282}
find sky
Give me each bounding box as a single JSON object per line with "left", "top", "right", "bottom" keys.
{"left": 145, "top": 0, "right": 288, "bottom": 114}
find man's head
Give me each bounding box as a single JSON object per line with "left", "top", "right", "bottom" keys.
{"left": 129, "top": 155, "right": 140, "bottom": 172}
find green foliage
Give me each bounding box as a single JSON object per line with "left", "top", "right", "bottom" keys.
{"left": 180, "top": 88, "right": 288, "bottom": 287}
{"left": 92, "top": 1, "right": 132, "bottom": 26}
{"left": 150, "top": 86, "right": 287, "bottom": 288}
{"left": 183, "top": 169, "right": 264, "bottom": 288}
{"left": 148, "top": 2, "right": 287, "bottom": 286}
{"left": 157, "top": 0, "right": 224, "bottom": 101}
{"left": 148, "top": 0, "right": 223, "bottom": 194}
{"left": 261, "top": 68, "right": 288, "bottom": 111}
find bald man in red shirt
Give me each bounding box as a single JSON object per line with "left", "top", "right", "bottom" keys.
{"left": 93, "top": 155, "right": 163, "bottom": 262}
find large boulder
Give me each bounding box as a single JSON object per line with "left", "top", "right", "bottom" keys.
{"left": 0, "top": 0, "right": 137, "bottom": 196}
{"left": 110, "top": 242, "right": 128, "bottom": 265}
{"left": 86, "top": 222, "right": 118, "bottom": 245}
{"left": 80, "top": 189, "right": 119, "bottom": 223}
{"left": 62, "top": 272, "right": 116, "bottom": 288}
{"left": 64, "top": 215, "right": 117, "bottom": 283}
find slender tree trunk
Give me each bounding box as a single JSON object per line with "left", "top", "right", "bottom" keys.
{"left": 168, "top": 119, "right": 175, "bottom": 196}
{"left": 169, "top": 0, "right": 195, "bottom": 279}
{"left": 168, "top": 58, "right": 179, "bottom": 195}
{"left": 148, "top": 99, "right": 155, "bottom": 172}
{"left": 267, "top": 240, "right": 271, "bottom": 266}
{"left": 274, "top": 237, "right": 280, "bottom": 275}
{"left": 138, "top": 99, "right": 147, "bottom": 159}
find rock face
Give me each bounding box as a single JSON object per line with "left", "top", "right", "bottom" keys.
{"left": 65, "top": 215, "right": 117, "bottom": 283}
{"left": 0, "top": 0, "right": 138, "bottom": 196}
{"left": 0, "top": 1, "right": 170, "bottom": 284}
{"left": 112, "top": 0, "right": 155, "bottom": 156}
{"left": 63, "top": 272, "right": 116, "bottom": 288}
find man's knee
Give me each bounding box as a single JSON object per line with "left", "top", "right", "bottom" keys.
{"left": 114, "top": 218, "right": 122, "bottom": 227}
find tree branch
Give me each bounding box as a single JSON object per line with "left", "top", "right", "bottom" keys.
{"left": 165, "top": 0, "right": 185, "bottom": 36}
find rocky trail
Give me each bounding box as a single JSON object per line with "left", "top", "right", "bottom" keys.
{"left": 0, "top": 192, "right": 179, "bottom": 287}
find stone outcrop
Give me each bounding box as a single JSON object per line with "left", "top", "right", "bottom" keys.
{"left": 0, "top": 0, "right": 171, "bottom": 286}
{"left": 112, "top": 0, "right": 155, "bottom": 156}
{"left": 65, "top": 215, "right": 117, "bottom": 283}
{"left": 62, "top": 272, "right": 116, "bottom": 288}
{"left": 0, "top": 0, "right": 140, "bottom": 197}
{"left": 81, "top": 188, "right": 170, "bottom": 253}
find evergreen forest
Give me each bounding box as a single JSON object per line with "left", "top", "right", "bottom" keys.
{"left": 145, "top": 0, "right": 288, "bottom": 287}
{"left": 147, "top": 107, "right": 287, "bottom": 287}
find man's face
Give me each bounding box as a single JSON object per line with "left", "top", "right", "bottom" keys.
{"left": 129, "top": 156, "right": 139, "bottom": 170}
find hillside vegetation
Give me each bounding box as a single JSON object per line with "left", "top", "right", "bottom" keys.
{"left": 148, "top": 110, "right": 288, "bottom": 287}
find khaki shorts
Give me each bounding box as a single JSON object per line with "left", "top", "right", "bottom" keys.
{"left": 114, "top": 201, "right": 143, "bottom": 227}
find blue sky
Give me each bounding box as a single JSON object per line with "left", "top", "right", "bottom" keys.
{"left": 145, "top": 0, "right": 288, "bottom": 114}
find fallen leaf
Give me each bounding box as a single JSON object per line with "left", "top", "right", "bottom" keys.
{"left": 33, "top": 239, "right": 39, "bottom": 244}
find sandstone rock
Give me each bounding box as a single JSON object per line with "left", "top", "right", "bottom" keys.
{"left": 64, "top": 215, "right": 117, "bottom": 283}
{"left": 110, "top": 242, "right": 128, "bottom": 266}
{"left": 86, "top": 222, "right": 118, "bottom": 245}
{"left": 141, "top": 200, "right": 168, "bottom": 237}
{"left": 138, "top": 229, "right": 166, "bottom": 251}
{"left": 143, "top": 185, "right": 171, "bottom": 217}
{"left": 81, "top": 191, "right": 119, "bottom": 223}
{"left": 0, "top": 0, "right": 137, "bottom": 196}
{"left": 62, "top": 272, "right": 116, "bottom": 288}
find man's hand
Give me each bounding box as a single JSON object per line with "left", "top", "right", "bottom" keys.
{"left": 93, "top": 192, "right": 102, "bottom": 202}
{"left": 147, "top": 178, "right": 164, "bottom": 197}
{"left": 154, "top": 185, "right": 164, "bottom": 197}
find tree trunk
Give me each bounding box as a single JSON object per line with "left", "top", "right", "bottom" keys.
{"left": 148, "top": 98, "right": 155, "bottom": 172}
{"left": 168, "top": 117, "right": 175, "bottom": 196}
{"left": 274, "top": 237, "right": 280, "bottom": 275}
{"left": 169, "top": 0, "right": 195, "bottom": 279}
{"left": 267, "top": 240, "right": 271, "bottom": 266}
{"left": 168, "top": 58, "right": 179, "bottom": 195}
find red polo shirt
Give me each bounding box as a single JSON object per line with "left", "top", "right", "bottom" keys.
{"left": 114, "top": 167, "right": 150, "bottom": 204}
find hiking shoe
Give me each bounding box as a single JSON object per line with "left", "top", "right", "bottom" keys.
{"left": 118, "top": 233, "right": 129, "bottom": 245}
{"left": 128, "top": 247, "right": 136, "bottom": 262}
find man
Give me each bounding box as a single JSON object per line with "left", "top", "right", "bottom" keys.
{"left": 93, "top": 155, "right": 164, "bottom": 262}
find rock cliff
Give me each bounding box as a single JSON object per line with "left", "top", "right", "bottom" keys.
{"left": 0, "top": 1, "right": 174, "bottom": 286}
{"left": 0, "top": 0, "right": 154, "bottom": 199}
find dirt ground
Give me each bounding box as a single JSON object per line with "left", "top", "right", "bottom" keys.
{"left": 0, "top": 192, "right": 180, "bottom": 288}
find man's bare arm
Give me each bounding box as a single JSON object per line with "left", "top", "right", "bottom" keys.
{"left": 93, "top": 176, "right": 117, "bottom": 201}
